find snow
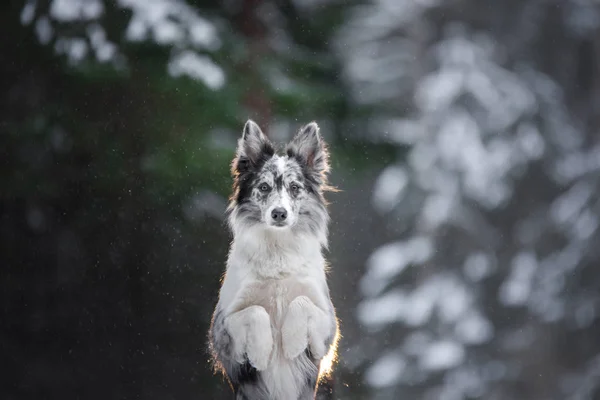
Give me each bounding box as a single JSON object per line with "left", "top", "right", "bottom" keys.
{"left": 402, "top": 282, "right": 437, "bottom": 326}
{"left": 357, "top": 290, "right": 406, "bottom": 328}
{"left": 168, "top": 51, "right": 225, "bottom": 89}
{"left": 35, "top": 17, "right": 53, "bottom": 45}
{"left": 125, "top": 17, "right": 148, "bottom": 41}
{"left": 120, "top": 0, "right": 222, "bottom": 88}
{"left": 358, "top": 274, "right": 475, "bottom": 328}
{"left": 372, "top": 118, "right": 423, "bottom": 145}
{"left": 437, "top": 280, "right": 472, "bottom": 323}
{"left": 415, "top": 69, "right": 464, "bottom": 112}
{"left": 36, "top": 0, "right": 224, "bottom": 88}
{"left": 154, "top": 20, "right": 183, "bottom": 44}
{"left": 87, "top": 24, "right": 116, "bottom": 62}
{"left": 372, "top": 165, "right": 408, "bottom": 214}
{"left": 498, "top": 251, "right": 537, "bottom": 306}
{"left": 67, "top": 38, "right": 88, "bottom": 62}
{"left": 50, "top": 0, "right": 104, "bottom": 22}
{"left": 550, "top": 181, "right": 594, "bottom": 225}
{"left": 454, "top": 312, "right": 493, "bottom": 345}
{"left": 516, "top": 122, "right": 545, "bottom": 160}
{"left": 463, "top": 252, "right": 493, "bottom": 282}
{"left": 21, "top": 0, "right": 36, "bottom": 25}
{"left": 574, "top": 209, "right": 598, "bottom": 240}
{"left": 365, "top": 353, "right": 406, "bottom": 388}
{"left": 402, "top": 331, "right": 432, "bottom": 356}
{"left": 359, "top": 237, "right": 433, "bottom": 297}
{"left": 339, "top": 0, "right": 600, "bottom": 396}
{"left": 120, "top": 0, "right": 219, "bottom": 48}
{"left": 419, "top": 340, "right": 465, "bottom": 371}
{"left": 421, "top": 193, "right": 454, "bottom": 229}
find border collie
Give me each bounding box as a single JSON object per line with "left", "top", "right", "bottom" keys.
{"left": 209, "top": 120, "right": 339, "bottom": 400}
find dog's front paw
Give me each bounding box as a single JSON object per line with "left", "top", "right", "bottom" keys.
{"left": 226, "top": 305, "right": 274, "bottom": 371}
{"left": 282, "top": 296, "right": 333, "bottom": 361}
{"left": 281, "top": 296, "right": 312, "bottom": 360}
{"left": 246, "top": 321, "right": 273, "bottom": 371}
{"left": 308, "top": 335, "right": 327, "bottom": 360}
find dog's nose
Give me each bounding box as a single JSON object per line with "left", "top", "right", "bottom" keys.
{"left": 271, "top": 208, "right": 287, "bottom": 221}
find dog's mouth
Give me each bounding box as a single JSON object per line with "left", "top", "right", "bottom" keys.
{"left": 266, "top": 218, "right": 293, "bottom": 228}
{"left": 269, "top": 221, "right": 290, "bottom": 228}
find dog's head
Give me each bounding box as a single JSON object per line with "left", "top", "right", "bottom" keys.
{"left": 228, "top": 120, "right": 331, "bottom": 242}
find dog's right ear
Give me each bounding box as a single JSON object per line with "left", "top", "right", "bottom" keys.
{"left": 234, "top": 120, "right": 274, "bottom": 172}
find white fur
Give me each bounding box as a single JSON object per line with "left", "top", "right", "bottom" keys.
{"left": 275, "top": 156, "right": 286, "bottom": 174}
{"left": 265, "top": 156, "right": 296, "bottom": 228}
{"left": 225, "top": 305, "right": 274, "bottom": 371}
{"left": 266, "top": 189, "right": 295, "bottom": 227}
{"left": 217, "top": 225, "right": 333, "bottom": 399}
{"left": 281, "top": 296, "right": 330, "bottom": 360}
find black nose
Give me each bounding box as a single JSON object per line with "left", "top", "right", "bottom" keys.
{"left": 271, "top": 208, "right": 287, "bottom": 221}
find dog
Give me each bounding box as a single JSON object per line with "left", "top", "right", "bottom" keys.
{"left": 209, "top": 120, "right": 339, "bottom": 400}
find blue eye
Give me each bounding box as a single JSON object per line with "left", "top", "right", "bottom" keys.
{"left": 259, "top": 184, "right": 270, "bottom": 192}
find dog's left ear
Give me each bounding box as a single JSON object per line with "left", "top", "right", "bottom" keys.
{"left": 286, "top": 122, "right": 329, "bottom": 174}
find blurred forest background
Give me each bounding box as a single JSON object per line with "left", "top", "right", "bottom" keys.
{"left": 2, "top": 0, "right": 600, "bottom": 399}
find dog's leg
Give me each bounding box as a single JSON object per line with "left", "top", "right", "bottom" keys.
{"left": 225, "top": 305, "right": 274, "bottom": 371}
{"left": 281, "top": 296, "right": 333, "bottom": 361}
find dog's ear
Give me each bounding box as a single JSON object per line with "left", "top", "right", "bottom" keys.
{"left": 286, "top": 122, "right": 329, "bottom": 175}
{"left": 235, "top": 120, "right": 273, "bottom": 169}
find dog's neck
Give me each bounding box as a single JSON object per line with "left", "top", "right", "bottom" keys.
{"left": 228, "top": 226, "right": 325, "bottom": 279}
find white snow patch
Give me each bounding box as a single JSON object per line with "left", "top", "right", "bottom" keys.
{"left": 360, "top": 237, "right": 433, "bottom": 297}
{"left": 403, "top": 281, "right": 437, "bottom": 326}
{"left": 366, "top": 353, "right": 406, "bottom": 388}
{"left": 359, "top": 274, "right": 477, "bottom": 328}
{"left": 357, "top": 290, "right": 406, "bottom": 327}
{"left": 168, "top": 51, "right": 225, "bottom": 90}
{"left": 419, "top": 340, "right": 465, "bottom": 371}
{"left": 499, "top": 251, "right": 537, "bottom": 306}
{"left": 372, "top": 165, "right": 408, "bottom": 214}
{"left": 416, "top": 68, "right": 464, "bottom": 112}
{"left": 154, "top": 20, "right": 183, "bottom": 44}
{"left": 550, "top": 181, "right": 593, "bottom": 225}
{"left": 421, "top": 192, "right": 454, "bottom": 228}
{"left": 517, "top": 122, "right": 545, "bottom": 160}
{"left": 437, "top": 279, "right": 472, "bottom": 323}
{"left": 455, "top": 312, "right": 493, "bottom": 344}
{"left": 120, "top": 0, "right": 219, "bottom": 49}
{"left": 463, "top": 252, "right": 493, "bottom": 282}
{"left": 574, "top": 209, "right": 598, "bottom": 240}
{"left": 402, "top": 331, "right": 432, "bottom": 356}
{"left": 21, "top": 0, "right": 37, "bottom": 25}
{"left": 50, "top": 0, "right": 104, "bottom": 22}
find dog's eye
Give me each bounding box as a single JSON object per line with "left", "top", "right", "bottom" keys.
{"left": 259, "top": 184, "right": 270, "bottom": 192}
{"left": 290, "top": 184, "right": 300, "bottom": 193}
